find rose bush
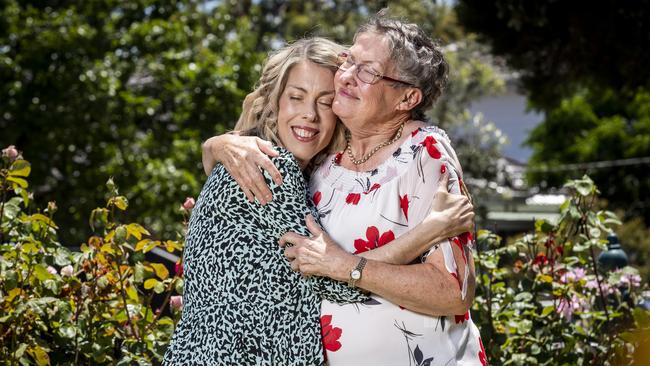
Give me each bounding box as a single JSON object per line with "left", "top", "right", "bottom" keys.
{"left": 3, "top": 144, "right": 649, "bottom": 365}
{"left": 0, "top": 147, "right": 185, "bottom": 365}
{"left": 473, "top": 175, "right": 650, "bottom": 365}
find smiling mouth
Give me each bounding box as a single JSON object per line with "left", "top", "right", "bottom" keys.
{"left": 291, "top": 126, "right": 319, "bottom": 142}
{"left": 338, "top": 89, "right": 358, "bottom": 99}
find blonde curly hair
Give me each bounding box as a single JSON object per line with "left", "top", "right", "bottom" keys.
{"left": 234, "top": 37, "right": 347, "bottom": 157}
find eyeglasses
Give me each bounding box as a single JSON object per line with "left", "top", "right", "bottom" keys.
{"left": 336, "top": 51, "right": 414, "bottom": 87}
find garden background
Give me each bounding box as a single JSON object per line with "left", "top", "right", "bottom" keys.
{"left": 1, "top": 0, "right": 649, "bottom": 365}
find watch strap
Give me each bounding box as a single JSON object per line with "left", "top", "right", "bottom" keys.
{"left": 348, "top": 257, "right": 367, "bottom": 288}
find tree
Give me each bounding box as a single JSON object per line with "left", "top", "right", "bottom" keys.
{"left": 1, "top": 0, "right": 507, "bottom": 243}
{"left": 455, "top": 0, "right": 650, "bottom": 225}
{"left": 0, "top": 0, "right": 265, "bottom": 243}
{"left": 526, "top": 88, "right": 650, "bottom": 222}
{"left": 455, "top": 0, "right": 650, "bottom": 109}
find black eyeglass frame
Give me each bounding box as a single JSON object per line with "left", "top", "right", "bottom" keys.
{"left": 336, "top": 51, "right": 415, "bottom": 87}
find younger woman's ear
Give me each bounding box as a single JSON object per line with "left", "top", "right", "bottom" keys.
{"left": 397, "top": 88, "right": 423, "bottom": 112}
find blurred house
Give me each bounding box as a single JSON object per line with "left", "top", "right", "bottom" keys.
{"left": 469, "top": 88, "right": 566, "bottom": 237}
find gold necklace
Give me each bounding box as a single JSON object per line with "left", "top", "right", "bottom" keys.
{"left": 345, "top": 122, "right": 405, "bottom": 165}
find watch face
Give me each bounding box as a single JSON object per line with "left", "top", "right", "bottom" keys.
{"left": 351, "top": 270, "right": 361, "bottom": 280}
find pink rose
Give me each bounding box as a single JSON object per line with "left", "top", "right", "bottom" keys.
{"left": 60, "top": 265, "right": 74, "bottom": 277}
{"left": 170, "top": 295, "right": 183, "bottom": 311}
{"left": 2, "top": 145, "right": 18, "bottom": 161}
{"left": 182, "top": 197, "right": 195, "bottom": 210}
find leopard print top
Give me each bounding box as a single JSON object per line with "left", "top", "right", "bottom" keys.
{"left": 162, "top": 148, "right": 367, "bottom": 366}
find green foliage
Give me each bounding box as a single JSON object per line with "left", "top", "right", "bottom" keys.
{"left": 0, "top": 150, "right": 185, "bottom": 365}
{"left": 455, "top": 0, "right": 650, "bottom": 227}
{"left": 2, "top": 154, "right": 648, "bottom": 364}
{"left": 455, "top": 0, "right": 650, "bottom": 109}
{"left": 0, "top": 0, "right": 264, "bottom": 243}
{"left": 526, "top": 88, "right": 650, "bottom": 223}
{"left": 1, "top": 0, "right": 508, "bottom": 245}
{"left": 473, "top": 175, "right": 649, "bottom": 365}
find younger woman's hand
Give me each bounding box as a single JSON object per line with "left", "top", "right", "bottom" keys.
{"left": 428, "top": 172, "right": 475, "bottom": 238}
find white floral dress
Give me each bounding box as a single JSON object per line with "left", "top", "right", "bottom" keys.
{"left": 310, "top": 126, "right": 488, "bottom": 366}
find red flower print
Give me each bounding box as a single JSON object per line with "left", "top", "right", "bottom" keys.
{"left": 365, "top": 183, "right": 381, "bottom": 194}
{"left": 455, "top": 310, "right": 469, "bottom": 324}
{"left": 478, "top": 337, "right": 488, "bottom": 366}
{"left": 334, "top": 152, "right": 343, "bottom": 165}
{"left": 452, "top": 236, "right": 468, "bottom": 264}
{"left": 459, "top": 231, "right": 473, "bottom": 243}
{"left": 345, "top": 193, "right": 361, "bottom": 205}
{"left": 411, "top": 127, "right": 420, "bottom": 137}
{"left": 354, "top": 226, "right": 395, "bottom": 254}
{"left": 313, "top": 191, "right": 322, "bottom": 206}
{"left": 320, "top": 315, "right": 343, "bottom": 352}
{"left": 440, "top": 164, "right": 446, "bottom": 174}
{"left": 420, "top": 135, "right": 441, "bottom": 159}
{"left": 399, "top": 194, "right": 409, "bottom": 220}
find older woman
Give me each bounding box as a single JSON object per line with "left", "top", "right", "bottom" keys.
{"left": 202, "top": 14, "right": 485, "bottom": 366}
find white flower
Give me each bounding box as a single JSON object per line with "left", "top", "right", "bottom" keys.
{"left": 60, "top": 265, "right": 74, "bottom": 277}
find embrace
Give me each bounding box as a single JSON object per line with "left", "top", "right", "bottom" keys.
{"left": 163, "top": 12, "right": 486, "bottom": 366}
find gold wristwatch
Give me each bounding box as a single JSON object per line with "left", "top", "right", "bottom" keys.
{"left": 348, "top": 257, "right": 367, "bottom": 288}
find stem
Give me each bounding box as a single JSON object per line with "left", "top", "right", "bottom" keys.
{"left": 475, "top": 229, "right": 495, "bottom": 340}
{"left": 73, "top": 270, "right": 88, "bottom": 365}
{"left": 118, "top": 265, "right": 140, "bottom": 342}
{"left": 144, "top": 280, "right": 176, "bottom": 334}
{"left": 580, "top": 194, "right": 610, "bottom": 321}
{"left": 589, "top": 245, "right": 610, "bottom": 321}
{"left": 141, "top": 291, "right": 155, "bottom": 336}
{"left": 10, "top": 324, "right": 17, "bottom": 366}
{"left": 0, "top": 185, "right": 7, "bottom": 243}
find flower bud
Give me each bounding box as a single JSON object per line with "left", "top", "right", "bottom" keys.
{"left": 47, "top": 265, "right": 58, "bottom": 275}
{"left": 170, "top": 295, "right": 183, "bottom": 311}
{"left": 2, "top": 145, "right": 18, "bottom": 161}
{"left": 175, "top": 261, "right": 183, "bottom": 277}
{"left": 61, "top": 265, "right": 74, "bottom": 277}
{"left": 182, "top": 197, "right": 196, "bottom": 211}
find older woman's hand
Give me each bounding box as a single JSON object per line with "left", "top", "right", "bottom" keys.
{"left": 428, "top": 172, "right": 474, "bottom": 238}
{"left": 279, "top": 215, "right": 357, "bottom": 281}
{"left": 201, "top": 133, "right": 281, "bottom": 205}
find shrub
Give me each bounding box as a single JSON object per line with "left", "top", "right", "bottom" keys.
{"left": 0, "top": 147, "right": 185, "bottom": 365}
{"left": 3, "top": 144, "right": 649, "bottom": 365}
{"left": 473, "top": 175, "right": 650, "bottom": 365}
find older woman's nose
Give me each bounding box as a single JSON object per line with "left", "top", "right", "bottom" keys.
{"left": 337, "top": 67, "right": 357, "bottom": 86}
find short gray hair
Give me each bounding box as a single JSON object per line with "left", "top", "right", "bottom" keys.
{"left": 355, "top": 11, "right": 449, "bottom": 121}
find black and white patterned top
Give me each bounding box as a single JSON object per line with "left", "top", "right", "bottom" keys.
{"left": 162, "top": 148, "right": 367, "bottom": 366}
